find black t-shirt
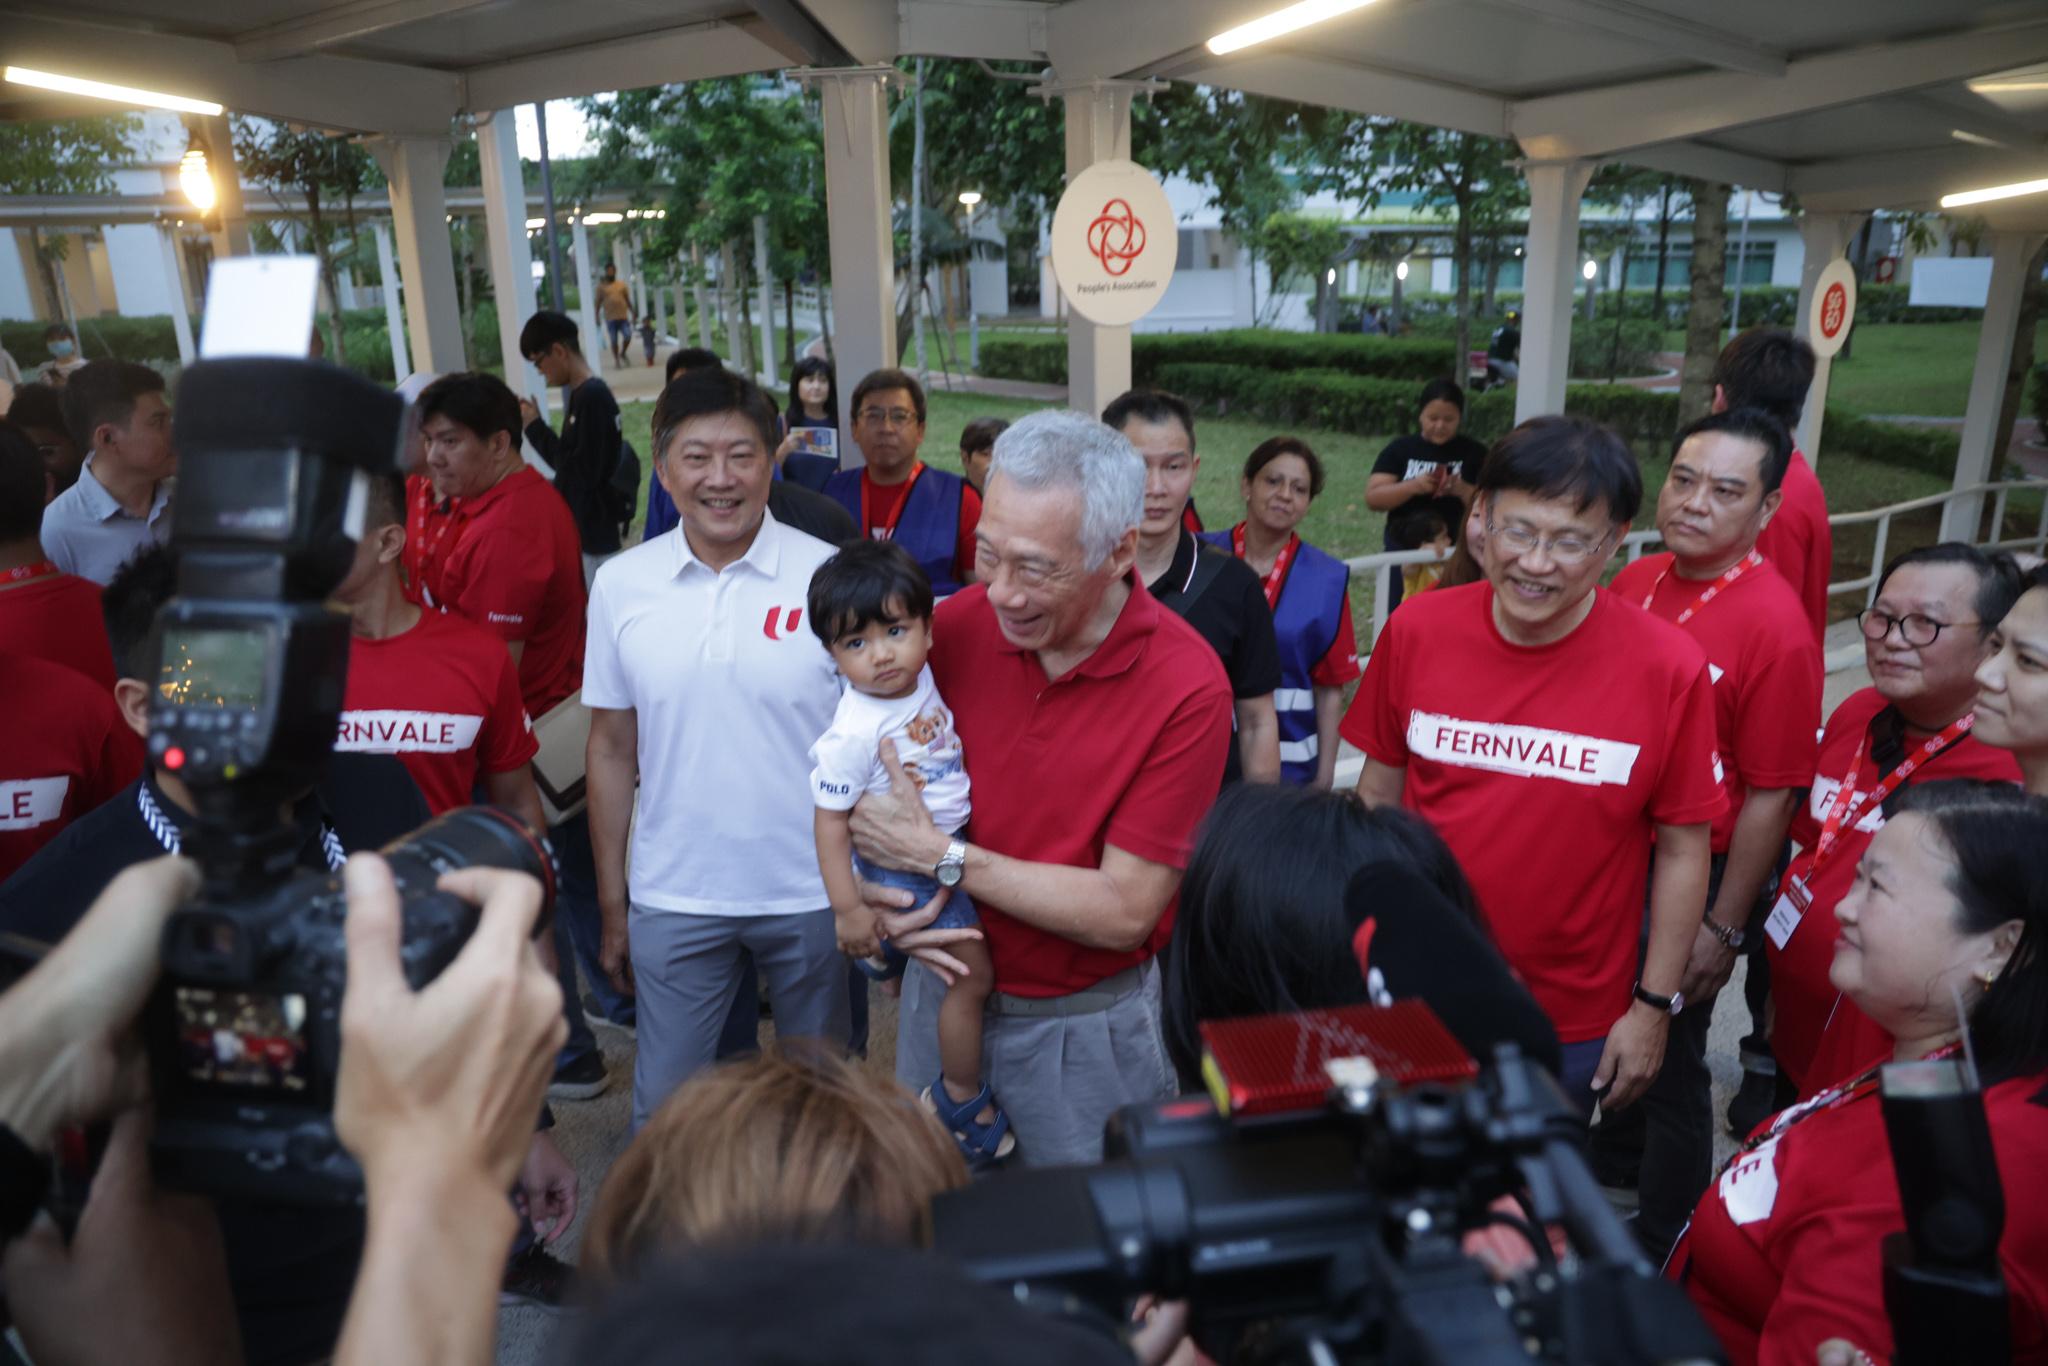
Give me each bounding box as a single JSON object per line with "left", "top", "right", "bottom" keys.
{"left": 0, "top": 755, "right": 431, "bottom": 1366}
{"left": 1371, "top": 433, "right": 1487, "bottom": 544}
{"left": 770, "top": 480, "right": 857, "bottom": 545}
{"left": 1147, "top": 530, "right": 1282, "bottom": 785}
{"left": 1490, "top": 324, "right": 1520, "bottom": 360}
{"left": 526, "top": 377, "right": 625, "bottom": 557}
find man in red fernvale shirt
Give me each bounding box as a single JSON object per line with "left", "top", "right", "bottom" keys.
{"left": 1345, "top": 415, "right": 1724, "bottom": 1118}
{"left": 0, "top": 421, "right": 120, "bottom": 688}
{"left": 1601, "top": 407, "right": 1821, "bottom": 1260}
{"left": 0, "top": 650, "right": 139, "bottom": 881}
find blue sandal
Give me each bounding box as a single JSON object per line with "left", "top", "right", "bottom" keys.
{"left": 922, "top": 1077, "right": 1017, "bottom": 1168}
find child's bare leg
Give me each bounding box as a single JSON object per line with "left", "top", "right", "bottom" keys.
{"left": 938, "top": 936, "right": 997, "bottom": 1121}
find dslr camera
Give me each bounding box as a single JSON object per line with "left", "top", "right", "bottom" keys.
{"left": 138, "top": 358, "right": 553, "bottom": 1206}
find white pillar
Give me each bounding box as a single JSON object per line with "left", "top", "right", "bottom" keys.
{"left": 476, "top": 109, "right": 547, "bottom": 419}
{"left": 654, "top": 275, "right": 667, "bottom": 342}
{"left": 1515, "top": 158, "right": 1594, "bottom": 425}
{"left": 1791, "top": 212, "right": 1870, "bottom": 462}
{"left": 572, "top": 216, "right": 605, "bottom": 380}
{"left": 155, "top": 225, "right": 195, "bottom": 364}
{"left": 673, "top": 278, "right": 688, "bottom": 347}
{"left": 368, "top": 134, "right": 466, "bottom": 374}
{"left": 804, "top": 67, "right": 900, "bottom": 453}
{"left": 754, "top": 214, "right": 779, "bottom": 392}
{"left": 1059, "top": 79, "right": 1153, "bottom": 423}
{"left": 629, "top": 234, "right": 647, "bottom": 320}
{"left": 372, "top": 220, "right": 413, "bottom": 383}
{"left": 1941, "top": 230, "right": 2047, "bottom": 543}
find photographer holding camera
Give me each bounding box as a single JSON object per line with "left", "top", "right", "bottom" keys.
{"left": 0, "top": 850, "right": 565, "bottom": 1366}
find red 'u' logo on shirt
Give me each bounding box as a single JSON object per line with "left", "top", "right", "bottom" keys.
{"left": 763, "top": 607, "right": 803, "bottom": 640}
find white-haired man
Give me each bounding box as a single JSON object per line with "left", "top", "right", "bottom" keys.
{"left": 850, "top": 409, "right": 1233, "bottom": 1165}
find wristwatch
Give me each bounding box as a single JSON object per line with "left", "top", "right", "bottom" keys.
{"left": 1703, "top": 916, "right": 1746, "bottom": 950}
{"left": 934, "top": 837, "right": 968, "bottom": 888}
{"left": 1633, "top": 981, "right": 1684, "bottom": 1016}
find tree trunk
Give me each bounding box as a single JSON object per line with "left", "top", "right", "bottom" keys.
{"left": 307, "top": 190, "right": 348, "bottom": 367}
{"left": 26, "top": 225, "right": 66, "bottom": 323}
{"left": 1452, "top": 190, "right": 1474, "bottom": 382}
{"left": 820, "top": 282, "right": 835, "bottom": 365}
{"left": 1650, "top": 183, "right": 1673, "bottom": 327}
{"left": 1676, "top": 180, "right": 1730, "bottom": 427}
{"left": 910, "top": 57, "right": 927, "bottom": 378}
{"left": 739, "top": 257, "right": 757, "bottom": 377}
{"left": 1609, "top": 234, "right": 1633, "bottom": 382}
{"left": 1481, "top": 241, "right": 1502, "bottom": 318}
{"left": 690, "top": 241, "right": 715, "bottom": 352}
{"left": 1994, "top": 238, "right": 2048, "bottom": 474}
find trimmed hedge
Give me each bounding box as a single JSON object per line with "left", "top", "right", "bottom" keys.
{"left": 1569, "top": 318, "right": 1664, "bottom": 380}
{"left": 1340, "top": 283, "right": 1984, "bottom": 331}
{"left": 978, "top": 328, "right": 1457, "bottom": 388}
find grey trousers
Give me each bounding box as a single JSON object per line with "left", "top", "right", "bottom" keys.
{"left": 897, "top": 957, "right": 1177, "bottom": 1166}
{"left": 627, "top": 904, "right": 849, "bottom": 1132}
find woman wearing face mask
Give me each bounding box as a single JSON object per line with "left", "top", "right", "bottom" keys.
{"left": 38, "top": 324, "right": 85, "bottom": 387}
{"left": 1668, "top": 780, "right": 2048, "bottom": 1366}
{"left": 1975, "top": 562, "right": 2048, "bottom": 797}
{"left": 1366, "top": 379, "right": 1485, "bottom": 611}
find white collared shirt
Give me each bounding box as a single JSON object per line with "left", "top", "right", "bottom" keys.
{"left": 40, "top": 454, "right": 173, "bottom": 586}
{"left": 583, "top": 511, "right": 842, "bottom": 915}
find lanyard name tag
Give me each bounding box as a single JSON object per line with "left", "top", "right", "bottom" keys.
{"left": 1764, "top": 876, "right": 1812, "bottom": 951}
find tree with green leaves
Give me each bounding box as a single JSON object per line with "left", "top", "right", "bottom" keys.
{"left": 1676, "top": 180, "right": 1730, "bottom": 425}
{"left": 0, "top": 115, "right": 142, "bottom": 326}
{"left": 231, "top": 118, "right": 376, "bottom": 366}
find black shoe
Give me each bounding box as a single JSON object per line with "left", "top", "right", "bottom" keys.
{"left": 500, "top": 1243, "right": 577, "bottom": 1312}
{"left": 1726, "top": 1068, "right": 1777, "bottom": 1138}
{"left": 548, "top": 1051, "right": 608, "bottom": 1101}
{"left": 580, "top": 992, "right": 636, "bottom": 1039}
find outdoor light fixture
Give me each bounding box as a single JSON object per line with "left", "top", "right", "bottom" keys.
{"left": 1395, "top": 260, "right": 1409, "bottom": 281}
{"left": 1582, "top": 260, "right": 1599, "bottom": 280}
{"left": 958, "top": 190, "right": 983, "bottom": 207}
{"left": 178, "top": 141, "right": 215, "bottom": 213}
{"left": 583, "top": 212, "right": 624, "bottom": 224}
{"left": 5, "top": 65, "right": 222, "bottom": 115}
{"left": 1941, "top": 176, "right": 2048, "bottom": 208}
{"left": 1206, "top": 0, "right": 1378, "bottom": 56}
{"left": 526, "top": 217, "right": 548, "bottom": 230}
{"left": 1514, "top": 246, "right": 1523, "bottom": 257}
{"left": 1326, "top": 268, "right": 1337, "bottom": 284}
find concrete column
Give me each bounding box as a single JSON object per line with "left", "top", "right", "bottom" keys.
{"left": 654, "top": 275, "right": 667, "bottom": 342}
{"left": 611, "top": 236, "right": 632, "bottom": 338}
{"left": 572, "top": 215, "right": 605, "bottom": 380}
{"left": 372, "top": 220, "right": 413, "bottom": 383}
{"left": 195, "top": 114, "right": 252, "bottom": 261}
{"left": 629, "top": 234, "right": 647, "bottom": 320}
{"left": 155, "top": 225, "right": 195, "bottom": 364}
{"left": 673, "top": 278, "right": 688, "bottom": 348}
{"left": 475, "top": 109, "right": 547, "bottom": 419}
{"left": 754, "top": 214, "right": 779, "bottom": 391}
{"left": 367, "top": 134, "right": 466, "bottom": 374}
{"left": 1515, "top": 158, "right": 1594, "bottom": 426}
{"left": 1058, "top": 79, "right": 1155, "bottom": 423}
{"left": 1791, "top": 212, "right": 1870, "bottom": 462}
{"left": 1941, "top": 231, "right": 2047, "bottom": 543}
{"left": 803, "top": 67, "right": 900, "bottom": 451}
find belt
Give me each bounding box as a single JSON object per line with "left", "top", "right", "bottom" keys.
{"left": 988, "top": 963, "right": 1147, "bottom": 1019}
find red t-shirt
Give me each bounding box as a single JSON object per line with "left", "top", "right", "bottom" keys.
{"left": 1609, "top": 554, "right": 1821, "bottom": 852}
{"left": 414, "top": 466, "right": 586, "bottom": 718}
{"left": 335, "top": 610, "right": 538, "bottom": 815}
{"left": 1766, "top": 686, "right": 2022, "bottom": 1093}
{"left": 1669, "top": 1065, "right": 2048, "bottom": 1366}
{"left": 0, "top": 569, "right": 118, "bottom": 689}
{"left": 861, "top": 466, "right": 982, "bottom": 583}
{"left": 0, "top": 651, "right": 142, "bottom": 881}
{"left": 1754, "top": 450, "right": 1832, "bottom": 646}
{"left": 1312, "top": 596, "right": 1363, "bottom": 687}
{"left": 929, "top": 578, "right": 1233, "bottom": 997}
{"left": 1339, "top": 583, "right": 1726, "bottom": 1042}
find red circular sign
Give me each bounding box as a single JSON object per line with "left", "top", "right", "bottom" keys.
{"left": 1820, "top": 281, "right": 1849, "bottom": 340}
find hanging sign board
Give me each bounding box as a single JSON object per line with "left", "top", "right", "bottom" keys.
{"left": 1808, "top": 257, "right": 1858, "bottom": 359}
{"left": 1050, "top": 159, "right": 1176, "bottom": 326}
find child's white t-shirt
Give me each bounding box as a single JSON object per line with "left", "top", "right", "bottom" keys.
{"left": 807, "top": 665, "right": 972, "bottom": 833}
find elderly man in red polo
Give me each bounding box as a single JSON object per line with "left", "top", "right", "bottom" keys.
{"left": 849, "top": 408, "right": 1233, "bottom": 1165}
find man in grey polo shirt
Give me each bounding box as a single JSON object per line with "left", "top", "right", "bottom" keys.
{"left": 40, "top": 361, "right": 174, "bottom": 585}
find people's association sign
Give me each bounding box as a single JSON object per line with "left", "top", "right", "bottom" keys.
{"left": 1808, "top": 257, "right": 1858, "bottom": 359}
{"left": 1050, "top": 160, "right": 1176, "bottom": 326}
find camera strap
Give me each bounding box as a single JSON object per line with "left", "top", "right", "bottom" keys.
{"left": 137, "top": 784, "right": 346, "bottom": 871}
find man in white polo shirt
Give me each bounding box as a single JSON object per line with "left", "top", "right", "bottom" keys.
{"left": 583, "top": 367, "right": 849, "bottom": 1130}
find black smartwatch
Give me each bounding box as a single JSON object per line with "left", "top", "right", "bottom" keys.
{"left": 1632, "top": 980, "right": 1684, "bottom": 1016}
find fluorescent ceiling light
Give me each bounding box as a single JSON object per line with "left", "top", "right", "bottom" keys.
{"left": 4, "top": 64, "right": 222, "bottom": 115}
{"left": 1940, "top": 177, "right": 2048, "bottom": 208}
{"left": 1206, "top": 0, "right": 1377, "bottom": 56}
{"left": 1950, "top": 129, "right": 2006, "bottom": 149}
{"left": 1968, "top": 79, "right": 2048, "bottom": 93}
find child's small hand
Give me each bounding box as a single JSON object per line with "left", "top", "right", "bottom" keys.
{"left": 835, "top": 909, "right": 882, "bottom": 959}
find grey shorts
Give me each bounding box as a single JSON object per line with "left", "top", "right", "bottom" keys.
{"left": 896, "top": 956, "right": 1176, "bottom": 1166}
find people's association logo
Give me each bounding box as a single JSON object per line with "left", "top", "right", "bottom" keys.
{"left": 1087, "top": 198, "right": 1146, "bottom": 277}
{"left": 762, "top": 606, "right": 803, "bottom": 640}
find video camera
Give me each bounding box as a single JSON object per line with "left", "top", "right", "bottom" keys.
{"left": 137, "top": 356, "right": 554, "bottom": 1206}
{"left": 930, "top": 1003, "right": 1723, "bottom": 1365}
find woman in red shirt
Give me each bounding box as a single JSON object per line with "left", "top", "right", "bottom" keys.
{"left": 1670, "top": 781, "right": 2048, "bottom": 1365}
{"left": 1977, "top": 564, "right": 2048, "bottom": 798}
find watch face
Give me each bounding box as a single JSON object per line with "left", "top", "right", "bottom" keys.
{"left": 937, "top": 864, "right": 962, "bottom": 887}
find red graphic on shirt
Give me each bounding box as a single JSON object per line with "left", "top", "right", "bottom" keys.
{"left": 1819, "top": 282, "right": 1848, "bottom": 340}
{"left": 1087, "top": 198, "right": 1146, "bottom": 277}
{"left": 762, "top": 606, "right": 803, "bottom": 640}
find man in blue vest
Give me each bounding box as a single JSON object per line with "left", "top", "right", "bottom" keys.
{"left": 825, "top": 369, "right": 980, "bottom": 594}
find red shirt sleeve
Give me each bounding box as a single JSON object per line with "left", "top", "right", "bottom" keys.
{"left": 1309, "top": 594, "right": 1362, "bottom": 687}
{"left": 1338, "top": 611, "right": 1409, "bottom": 765}
{"left": 442, "top": 528, "right": 551, "bottom": 644}
{"left": 479, "top": 646, "right": 540, "bottom": 774}
{"left": 91, "top": 710, "right": 144, "bottom": 808}
{"left": 1651, "top": 662, "right": 1727, "bottom": 827}
{"left": 1733, "top": 640, "right": 1823, "bottom": 790}
{"left": 1102, "top": 679, "right": 1233, "bottom": 869}
{"left": 955, "top": 480, "right": 983, "bottom": 583}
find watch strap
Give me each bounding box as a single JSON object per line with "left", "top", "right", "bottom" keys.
{"left": 1632, "top": 981, "right": 1679, "bottom": 1015}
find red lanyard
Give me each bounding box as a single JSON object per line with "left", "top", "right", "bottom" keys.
{"left": 1640, "top": 549, "right": 1762, "bottom": 627}
{"left": 1232, "top": 523, "right": 1300, "bottom": 612}
{"left": 0, "top": 560, "right": 59, "bottom": 586}
{"left": 407, "top": 477, "right": 466, "bottom": 606}
{"left": 1733, "top": 1042, "right": 1961, "bottom": 1159}
{"left": 1809, "top": 715, "right": 1975, "bottom": 874}
{"left": 861, "top": 463, "right": 926, "bottom": 541}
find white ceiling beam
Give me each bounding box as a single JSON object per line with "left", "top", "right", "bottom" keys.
{"left": 1511, "top": 18, "right": 2048, "bottom": 160}
{"left": 788, "top": 0, "right": 899, "bottom": 65}
{"left": 897, "top": 0, "right": 1047, "bottom": 62}
{"left": 233, "top": 0, "right": 499, "bottom": 63}
{"left": 461, "top": 19, "right": 792, "bottom": 111}
{"left": 1190, "top": 52, "right": 1509, "bottom": 138}
{"left": 1043, "top": 0, "right": 1250, "bottom": 80}
{"left": 2, "top": 13, "right": 459, "bottom": 133}
{"left": 1895, "top": 91, "right": 2048, "bottom": 151}
{"left": 1480, "top": 0, "right": 1784, "bottom": 77}
{"left": 747, "top": 0, "right": 858, "bottom": 67}
{"left": 1608, "top": 139, "right": 1789, "bottom": 193}
{"left": 1792, "top": 146, "right": 2048, "bottom": 212}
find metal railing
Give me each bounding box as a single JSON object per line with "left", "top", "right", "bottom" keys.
{"left": 1340, "top": 477, "right": 2048, "bottom": 659}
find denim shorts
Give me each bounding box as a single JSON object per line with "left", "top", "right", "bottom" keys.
{"left": 853, "top": 847, "right": 976, "bottom": 932}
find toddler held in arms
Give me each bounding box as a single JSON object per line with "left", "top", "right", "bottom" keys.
{"left": 806, "top": 539, "right": 1012, "bottom": 1167}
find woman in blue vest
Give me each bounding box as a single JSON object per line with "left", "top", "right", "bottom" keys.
{"left": 1204, "top": 437, "right": 1360, "bottom": 787}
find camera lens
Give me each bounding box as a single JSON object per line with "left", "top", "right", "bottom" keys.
{"left": 379, "top": 807, "right": 557, "bottom": 918}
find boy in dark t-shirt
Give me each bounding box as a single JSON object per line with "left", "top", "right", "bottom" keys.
{"left": 518, "top": 310, "right": 627, "bottom": 572}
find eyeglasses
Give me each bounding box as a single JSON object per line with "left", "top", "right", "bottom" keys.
{"left": 1485, "top": 520, "right": 1609, "bottom": 568}
{"left": 1858, "top": 609, "right": 1979, "bottom": 648}
{"left": 858, "top": 407, "right": 919, "bottom": 428}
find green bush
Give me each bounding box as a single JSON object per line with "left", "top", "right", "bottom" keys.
{"left": 1817, "top": 408, "right": 1961, "bottom": 479}
{"left": 1569, "top": 318, "right": 1665, "bottom": 379}
{"left": 1339, "top": 282, "right": 1983, "bottom": 332}
{"left": 979, "top": 328, "right": 1457, "bottom": 388}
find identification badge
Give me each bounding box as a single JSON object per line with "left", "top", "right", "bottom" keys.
{"left": 1764, "top": 877, "right": 1812, "bottom": 951}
